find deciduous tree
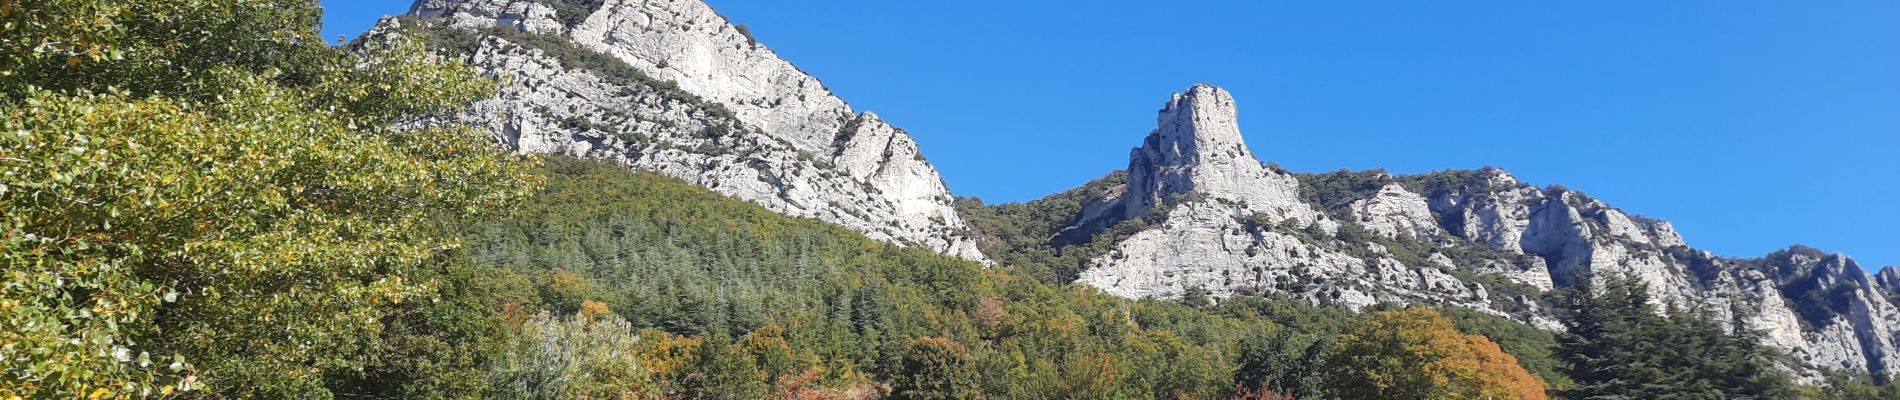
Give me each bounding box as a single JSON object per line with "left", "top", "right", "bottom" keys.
{"left": 0, "top": 1, "right": 535, "bottom": 397}
{"left": 1320, "top": 308, "right": 1547, "bottom": 400}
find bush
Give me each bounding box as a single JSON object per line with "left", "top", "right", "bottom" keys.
{"left": 488, "top": 312, "right": 655, "bottom": 399}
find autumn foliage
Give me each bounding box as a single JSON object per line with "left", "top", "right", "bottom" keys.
{"left": 1322, "top": 307, "right": 1548, "bottom": 400}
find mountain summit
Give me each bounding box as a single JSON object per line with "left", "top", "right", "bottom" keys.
{"left": 1119, "top": 84, "right": 1326, "bottom": 226}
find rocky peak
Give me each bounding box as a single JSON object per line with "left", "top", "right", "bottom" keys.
{"left": 1633, "top": 215, "right": 1688, "bottom": 248}
{"left": 1077, "top": 86, "right": 1498, "bottom": 311}
{"left": 1144, "top": 84, "right": 1252, "bottom": 168}
{"left": 1752, "top": 247, "right": 1900, "bottom": 375}
{"left": 1765, "top": 245, "right": 1868, "bottom": 286}
{"left": 1877, "top": 268, "right": 1900, "bottom": 294}
{"left": 1119, "top": 84, "right": 1326, "bottom": 226}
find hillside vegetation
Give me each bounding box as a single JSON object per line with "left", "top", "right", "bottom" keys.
{"left": 445, "top": 157, "right": 1550, "bottom": 399}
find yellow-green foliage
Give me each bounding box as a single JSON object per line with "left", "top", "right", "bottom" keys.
{"left": 0, "top": 1, "right": 537, "bottom": 397}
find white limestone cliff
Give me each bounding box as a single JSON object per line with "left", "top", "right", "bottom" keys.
{"left": 390, "top": 0, "right": 984, "bottom": 260}
{"left": 1076, "top": 85, "right": 1502, "bottom": 319}
{"left": 1116, "top": 85, "right": 1330, "bottom": 227}
{"left": 1059, "top": 84, "right": 1900, "bottom": 380}
{"left": 1348, "top": 183, "right": 1445, "bottom": 241}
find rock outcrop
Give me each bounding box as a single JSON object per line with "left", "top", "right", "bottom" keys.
{"left": 1412, "top": 169, "right": 1900, "bottom": 379}
{"left": 1753, "top": 248, "right": 1900, "bottom": 375}
{"left": 1057, "top": 83, "right": 1900, "bottom": 380}
{"left": 1075, "top": 85, "right": 1505, "bottom": 323}
{"left": 1114, "top": 85, "right": 1329, "bottom": 226}
{"left": 379, "top": 0, "right": 984, "bottom": 260}
{"left": 1349, "top": 183, "right": 1445, "bottom": 242}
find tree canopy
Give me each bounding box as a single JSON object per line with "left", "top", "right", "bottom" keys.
{"left": 1554, "top": 275, "right": 1800, "bottom": 400}
{"left": 1320, "top": 307, "right": 1548, "bottom": 400}
{"left": 0, "top": 0, "right": 535, "bottom": 397}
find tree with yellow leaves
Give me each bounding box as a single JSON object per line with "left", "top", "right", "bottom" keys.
{"left": 0, "top": 0, "right": 536, "bottom": 397}
{"left": 1319, "top": 307, "right": 1548, "bottom": 400}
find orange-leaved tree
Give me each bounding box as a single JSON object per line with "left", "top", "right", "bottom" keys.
{"left": 1320, "top": 307, "right": 1548, "bottom": 400}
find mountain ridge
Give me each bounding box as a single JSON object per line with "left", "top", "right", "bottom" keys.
{"left": 377, "top": 0, "right": 1894, "bottom": 382}
{"left": 994, "top": 83, "right": 1900, "bottom": 380}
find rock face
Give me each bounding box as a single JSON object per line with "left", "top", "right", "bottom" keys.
{"left": 1075, "top": 85, "right": 1507, "bottom": 324}
{"left": 1349, "top": 184, "right": 1444, "bottom": 241}
{"left": 381, "top": 0, "right": 984, "bottom": 260}
{"left": 1115, "top": 85, "right": 1328, "bottom": 226}
{"left": 1059, "top": 83, "right": 1900, "bottom": 379}
{"left": 1753, "top": 249, "right": 1900, "bottom": 376}
{"left": 1417, "top": 170, "right": 1900, "bottom": 379}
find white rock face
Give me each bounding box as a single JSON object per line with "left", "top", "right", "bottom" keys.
{"left": 1077, "top": 85, "right": 1501, "bottom": 318}
{"left": 1078, "top": 201, "right": 1495, "bottom": 315}
{"left": 1117, "top": 85, "right": 1330, "bottom": 228}
{"left": 566, "top": 0, "right": 856, "bottom": 152}
{"left": 390, "top": 0, "right": 984, "bottom": 261}
{"left": 1058, "top": 84, "right": 1900, "bottom": 380}
{"left": 1658, "top": 249, "right": 1900, "bottom": 378}
{"left": 413, "top": 0, "right": 567, "bottom": 34}
{"left": 1428, "top": 169, "right": 1541, "bottom": 253}
{"left": 1636, "top": 216, "right": 1688, "bottom": 248}
{"left": 1349, "top": 183, "right": 1444, "bottom": 241}
{"left": 1411, "top": 170, "right": 1900, "bottom": 380}
{"left": 1877, "top": 268, "right": 1900, "bottom": 296}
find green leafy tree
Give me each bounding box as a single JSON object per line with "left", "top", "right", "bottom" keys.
{"left": 325, "top": 255, "right": 536, "bottom": 399}
{"left": 680, "top": 331, "right": 768, "bottom": 399}
{"left": 1235, "top": 329, "right": 1328, "bottom": 398}
{"left": 0, "top": 1, "right": 535, "bottom": 397}
{"left": 1182, "top": 285, "right": 1214, "bottom": 308}
{"left": 892, "top": 337, "right": 982, "bottom": 400}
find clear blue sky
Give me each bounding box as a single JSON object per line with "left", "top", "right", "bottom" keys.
{"left": 321, "top": 1, "right": 1898, "bottom": 268}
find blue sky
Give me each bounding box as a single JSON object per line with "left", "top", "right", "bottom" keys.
{"left": 321, "top": 1, "right": 1898, "bottom": 268}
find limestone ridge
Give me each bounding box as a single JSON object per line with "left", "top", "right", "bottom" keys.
{"left": 1062, "top": 84, "right": 1900, "bottom": 379}
{"left": 386, "top": 0, "right": 985, "bottom": 260}
{"left": 1415, "top": 170, "right": 1900, "bottom": 379}
{"left": 1076, "top": 85, "right": 1490, "bottom": 314}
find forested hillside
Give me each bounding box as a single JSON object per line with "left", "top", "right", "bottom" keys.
{"left": 449, "top": 157, "right": 1553, "bottom": 399}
